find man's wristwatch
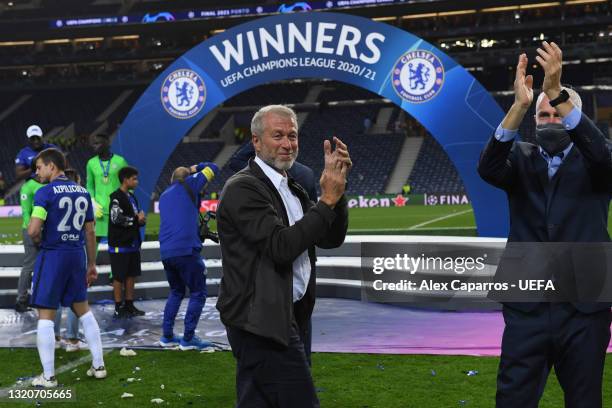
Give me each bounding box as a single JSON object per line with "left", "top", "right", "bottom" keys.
{"left": 549, "top": 89, "right": 570, "bottom": 107}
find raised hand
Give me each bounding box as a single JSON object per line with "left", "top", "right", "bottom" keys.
{"left": 535, "top": 41, "right": 563, "bottom": 99}
{"left": 331, "top": 137, "right": 352, "bottom": 171}
{"left": 514, "top": 53, "right": 534, "bottom": 109}
{"left": 319, "top": 139, "right": 348, "bottom": 208}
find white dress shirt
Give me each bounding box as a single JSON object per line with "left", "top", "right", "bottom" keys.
{"left": 255, "top": 156, "right": 311, "bottom": 302}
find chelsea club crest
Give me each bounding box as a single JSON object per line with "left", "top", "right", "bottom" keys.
{"left": 391, "top": 50, "right": 444, "bottom": 103}
{"left": 161, "top": 69, "right": 206, "bottom": 119}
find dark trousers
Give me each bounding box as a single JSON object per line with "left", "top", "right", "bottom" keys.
{"left": 496, "top": 303, "right": 611, "bottom": 408}
{"left": 226, "top": 324, "right": 319, "bottom": 408}
{"left": 299, "top": 319, "right": 312, "bottom": 367}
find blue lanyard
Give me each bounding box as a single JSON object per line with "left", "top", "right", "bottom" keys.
{"left": 99, "top": 154, "right": 113, "bottom": 178}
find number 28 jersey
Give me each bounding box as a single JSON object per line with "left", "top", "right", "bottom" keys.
{"left": 32, "top": 175, "right": 94, "bottom": 250}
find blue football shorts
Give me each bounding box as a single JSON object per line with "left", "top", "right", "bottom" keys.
{"left": 30, "top": 248, "right": 88, "bottom": 309}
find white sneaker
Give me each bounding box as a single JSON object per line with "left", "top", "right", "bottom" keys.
{"left": 65, "top": 340, "right": 88, "bottom": 352}
{"left": 86, "top": 365, "right": 107, "bottom": 379}
{"left": 31, "top": 373, "right": 58, "bottom": 388}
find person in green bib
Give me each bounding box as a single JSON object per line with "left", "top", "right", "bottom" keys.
{"left": 15, "top": 162, "right": 45, "bottom": 313}
{"left": 86, "top": 133, "right": 128, "bottom": 243}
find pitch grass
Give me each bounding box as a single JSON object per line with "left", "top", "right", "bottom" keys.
{"left": 0, "top": 205, "right": 478, "bottom": 244}
{"left": 1, "top": 348, "right": 610, "bottom": 407}
{"left": 3, "top": 204, "right": 612, "bottom": 243}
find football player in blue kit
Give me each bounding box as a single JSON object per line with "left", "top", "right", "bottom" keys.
{"left": 28, "top": 148, "right": 106, "bottom": 388}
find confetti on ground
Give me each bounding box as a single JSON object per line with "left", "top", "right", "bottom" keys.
{"left": 121, "top": 392, "right": 134, "bottom": 399}
{"left": 120, "top": 348, "right": 137, "bottom": 357}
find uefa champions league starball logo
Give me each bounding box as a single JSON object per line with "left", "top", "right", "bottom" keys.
{"left": 391, "top": 50, "right": 444, "bottom": 103}
{"left": 161, "top": 69, "right": 206, "bottom": 119}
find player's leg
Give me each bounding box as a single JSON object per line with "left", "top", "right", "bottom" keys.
{"left": 124, "top": 276, "right": 145, "bottom": 316}
{"left": 30, "top": 250, "right": 63, "bottom": 387}
{"left": 161, "top": 257, "right": 185, "bottom": 347}
{"left": 65, "top": 308, "right": 85, "bottom": 352}
{"left": 72, "top": 301, "right": 106, "bottom": 378}
{"left": 112, "top": 279, "right": 124, "bottom": 315}
{"left": 53, "top": 307, "right": 63, "bottom": 347}
{"left": 34, "top": 308, "right": 59, "bottom": 387}
{"left": 124, "top": 252, "right": 144, "bottom": 316}
{"left": 65, "top": 250, "right": 106, "bottom": 378}
{"left": 109, "top": 252, "right": 127, "bottom": 318}
{"left": 179, "top": 255, "right": 209, "bottom": 350}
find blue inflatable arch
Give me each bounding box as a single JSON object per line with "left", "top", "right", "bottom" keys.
{"left": 113, "top": 12, "right": 508, "bottom": 237}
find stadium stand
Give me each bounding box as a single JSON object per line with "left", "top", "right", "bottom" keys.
{"left": 407, "top": 135, "right": 465, "bottom": 195}
{"left": 223, "top": 82, "right": 311, "bottom": 107}
{"left": 0, "top": 0, "right": 609, "bottom": 204}
{"left": 1, "top": 81, "right": 610, "bottom": 203}
{"left": 206, "top": 102, "right": 404, "bottom": 196}
{"left": 317, "top": 85, "right": 381, "bottom": 102}
{"left": 0, "top": 87, "right": 122, "bottom": 183}
{"left": 154, "top": 141, "right": 225, "bottom": 196}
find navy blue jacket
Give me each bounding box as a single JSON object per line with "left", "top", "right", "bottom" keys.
{"left": 478, "top": 113, "right": 612, "bottom": 313}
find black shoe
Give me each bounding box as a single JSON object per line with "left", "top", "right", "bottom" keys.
{"left": 125, "top": 303, "right": 145, "bottom": 316}
{"left": 113, "top": 306, "right": 128, "bottom": 319}
{"left": 15, "top": 302, "right": 31, "bottom": 313}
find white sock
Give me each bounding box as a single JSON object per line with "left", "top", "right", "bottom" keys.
{"left": 37, "top": 319, "right": 55, "bottom": 379}
{"left": 80, "top": 311, "right": 104, "bottom": 368}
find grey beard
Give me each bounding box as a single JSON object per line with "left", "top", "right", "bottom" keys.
{"left": 261, "top": 152, "right": 298, "bottom": 173}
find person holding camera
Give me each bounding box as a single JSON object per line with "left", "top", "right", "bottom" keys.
{"left": 158, "top": 161, "right": 219, "bottom": 350}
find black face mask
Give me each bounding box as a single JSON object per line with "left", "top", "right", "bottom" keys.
{"left": 535, "top": 123, "right": 571, "bottom": 156}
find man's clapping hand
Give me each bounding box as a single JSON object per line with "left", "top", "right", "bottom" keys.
{"left": 319, "top": 137, "right": 351, "bottom": 208}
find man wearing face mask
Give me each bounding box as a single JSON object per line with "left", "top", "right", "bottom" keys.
{"left": 478, "top": 42, "right": 612, "bottom": 407}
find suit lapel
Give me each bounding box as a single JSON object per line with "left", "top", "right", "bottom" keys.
{"left": 248, "top": 160, "right": 290, "bottom": 226}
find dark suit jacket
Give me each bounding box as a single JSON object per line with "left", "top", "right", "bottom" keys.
{"left": 478, "top": 113, "right": 612, "bottom": 313}
{"left": 216, "top": 160, "right": 348, "bottom": 346}
{"left": 228, "top": 141, "right": 318, "bottom": 201}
